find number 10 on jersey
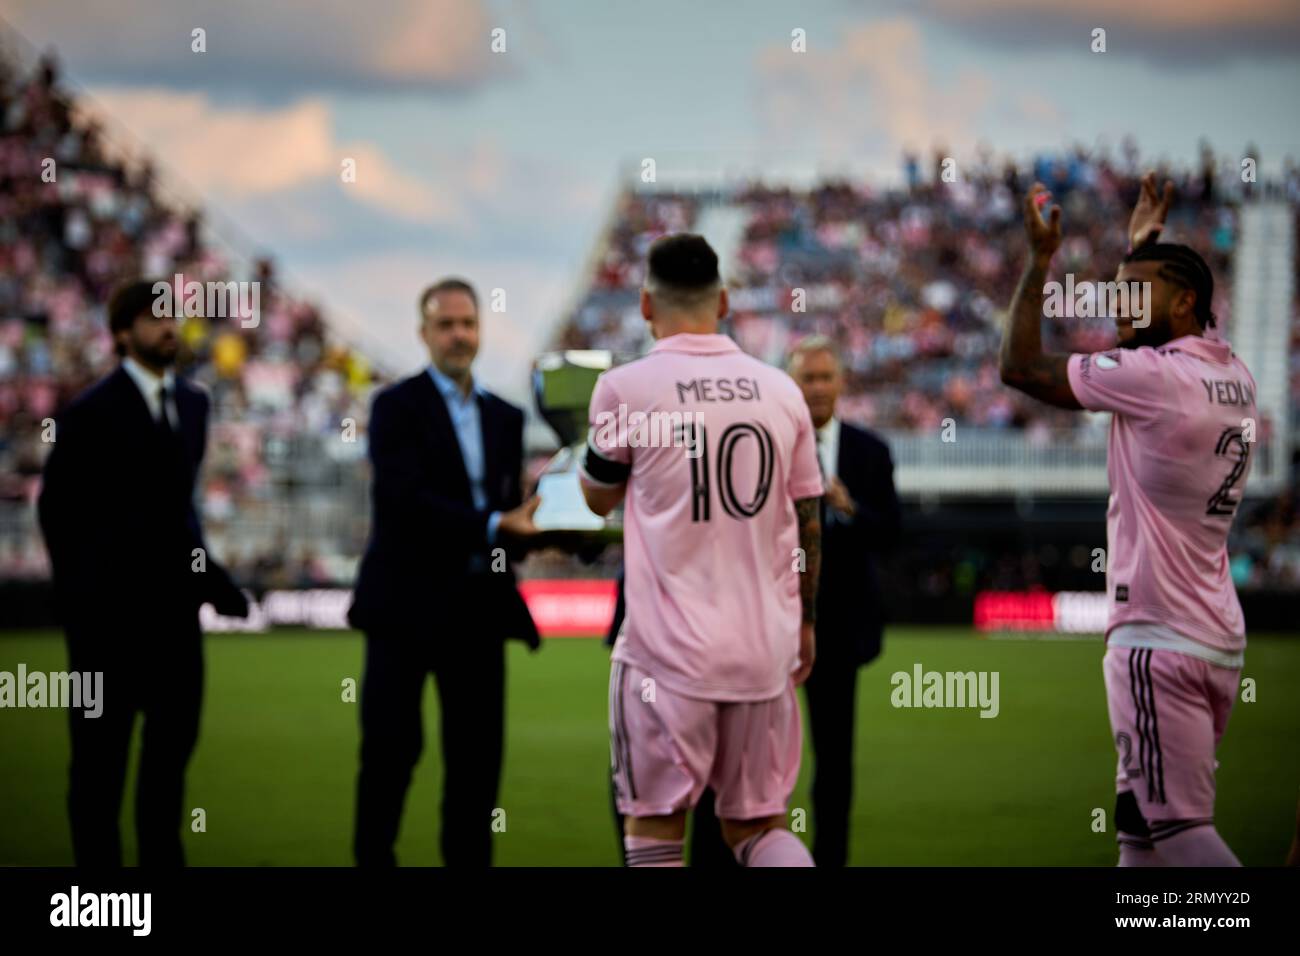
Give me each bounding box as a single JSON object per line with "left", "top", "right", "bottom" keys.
{"left": 682, "top": 420, "right": 775, "bottom": 522}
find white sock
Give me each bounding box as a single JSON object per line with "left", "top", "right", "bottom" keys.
{"left": 733, "top": 828, "right": 814, "bottom": 867}
{"left": 1117, "top": 834, "right": 1160, "bottom": 867}
{"left": 1154, "top": 823, "right": 1241, "bottom": 866}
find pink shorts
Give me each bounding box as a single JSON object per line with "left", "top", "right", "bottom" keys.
{"left": 608, "top": 660, "right": 802, "bottom": 821}
{"left": 1102, "top": 646, "right": 1239, "bottom": 834}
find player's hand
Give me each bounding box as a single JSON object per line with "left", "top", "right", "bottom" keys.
{"left": 497, "top": 495, "right": 542, "bottom": 541}
{"left": 1129, "top": 171, "right": 1174, "bottom": 250}
{"left": 792, "top": 621, "right": 815, "bottom": 686}
{"left": 825, "top": 476, "right": 856, "bottom": 518}
{"left": 1023, "top": 182, "right": 1062, "bottom": 266}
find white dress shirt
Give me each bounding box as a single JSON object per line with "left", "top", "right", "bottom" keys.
{"left": 815, "top": 416, "right": 840, "bottom": 479}
{"left": 122, "top": 356, "right": 178, "bottom": 429}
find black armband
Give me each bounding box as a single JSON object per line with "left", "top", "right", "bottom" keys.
{"left": 581, "top": 441, "right": 631, "bottom": 486}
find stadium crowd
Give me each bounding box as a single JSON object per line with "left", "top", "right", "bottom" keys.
{"left": 553, "top": 146, "right": 1300, "bottom": 589}
{"left": 0, "top": 49, "right": 1295, "bottom": 595}
{"left": 0, "top": 52, "right": 380, "bottom": 585}
{"left": 559, "top": 145, "right": 1300, "bottom": 435}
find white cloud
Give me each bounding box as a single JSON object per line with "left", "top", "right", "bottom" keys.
{"left": 80, "top": 88, "right": 451, "bottom": 224}
{"left": 755, "top": 19, "right": 995, "bottom": 169}
{"left": 2, "top": 0, "right": 503, "bottom": 93}
{"left": 922, "top": 0, "right": 1297, "bottom": 30}
{"left": 897, "top": 0, "right": 1300, "bottom": 62}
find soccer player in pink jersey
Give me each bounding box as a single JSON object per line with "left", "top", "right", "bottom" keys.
{"left": 1000, "top": 175, "right": 1256, "bottom": 866}
{"left": 579, "top": 234, "right": 824, "bottom": 867}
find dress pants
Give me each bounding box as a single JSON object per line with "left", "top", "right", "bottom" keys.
{"left": 354, "top": 609, "right": 506, "bottom": 867}
{"left": 64, "top": 617, "right": 204, "bottom": 867}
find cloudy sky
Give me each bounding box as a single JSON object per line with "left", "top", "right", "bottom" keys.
{"left": 2, "top": 0, "right": 1298, "bottom": 402}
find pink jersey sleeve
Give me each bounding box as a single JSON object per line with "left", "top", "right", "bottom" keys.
{"left": 581, "top": 371, "right": 631, "bottom": 486}
{"left": 1066, "top": 347, "right": 1170, "bottom": 422}
{"left": 788, "top": 401, "right": 824, "bottom": 500}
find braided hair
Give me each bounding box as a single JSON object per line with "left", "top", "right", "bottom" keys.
{"left": 1122, "top": 242, "right": 1217, "bottom": 329}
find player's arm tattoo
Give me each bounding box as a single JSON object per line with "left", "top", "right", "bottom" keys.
{"left": 795, "top": 496, "right": 821, "bottom": 624}
{"left": 999, "top": 258, "right": 1084, "bottom": 410}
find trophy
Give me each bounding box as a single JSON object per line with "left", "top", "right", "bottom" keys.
{"left": 531, "top": 350, "right": 624, "bottom": 543}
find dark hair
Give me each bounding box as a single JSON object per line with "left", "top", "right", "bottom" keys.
{"left": 419, "top": 278, "right": 478, "bottom": 317}
{"left": 647, "top": 233, "right": 720, "bottom": 294}
{"left": 107, "top": 278, "right": 167, "bottom": 356}
{"left": 1122, "top": 242, "right": 1216, "bottom": 329}
{"left": 108, "top": 278, "right": 167, "bottom": 335}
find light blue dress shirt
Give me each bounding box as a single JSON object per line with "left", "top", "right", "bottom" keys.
{"left": 427, "top": 365, "right": 501, "bottom": 550}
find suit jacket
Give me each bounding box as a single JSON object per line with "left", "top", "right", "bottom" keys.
{"left": 818, "top": 421, "right": 902, "bottom": 666}
{"left": 37, "top": 364, "right": 240, "bottom": 630}
{"left": 348, "top": 370, "right": 540, "bottom": 648}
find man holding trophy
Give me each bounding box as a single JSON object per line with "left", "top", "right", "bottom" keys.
{"left": 351, "top": 278, "right": 560, "bottom": 867}
{"left": 349, "top": 273, "right": 622, "bottom": 867}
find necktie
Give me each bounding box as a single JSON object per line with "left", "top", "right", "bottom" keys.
{"left": 157, "top": 383, "right": 173, "bottom": 433}
{"left": 815, "top": 431, "right": 828, "bottom": 526}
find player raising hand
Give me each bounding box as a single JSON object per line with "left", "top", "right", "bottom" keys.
{"left": 1000, "top": 177, "right": 1256, "bottom": 867}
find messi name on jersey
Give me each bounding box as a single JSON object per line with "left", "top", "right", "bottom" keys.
{"left": 674, "top": 377, "right": 762, "bottom": 404}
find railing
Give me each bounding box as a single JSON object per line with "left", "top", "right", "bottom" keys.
{"left": 881, "top": 429, "right": 1286, "bottom": 497}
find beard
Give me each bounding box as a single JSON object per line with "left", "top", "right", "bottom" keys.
{"left": 1116, "top": 318, "right": 1170, "bottom": 350}
{"left": 135, "top": 338, "right": 179, "bottom": 368}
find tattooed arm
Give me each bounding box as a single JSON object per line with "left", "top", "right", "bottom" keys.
{"left": 791, "top": 495, "right": 821, "bottom": 686}
{"left": 998, "top": 183, "right": 1083, "bottom": 411}
{"left": 795, "top": 496, "right": 821, "bottom": 623}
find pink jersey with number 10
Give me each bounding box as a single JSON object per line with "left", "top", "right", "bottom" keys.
{"left": 581, "top": 333, "right": 824, "bottom": 702}
{"left": 1066, "top": 334, "right": 1257, "bottom": 652}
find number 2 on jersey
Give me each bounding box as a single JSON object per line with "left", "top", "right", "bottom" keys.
{"left": 1206, "top": 426, "right": 1250, "bottom": 517}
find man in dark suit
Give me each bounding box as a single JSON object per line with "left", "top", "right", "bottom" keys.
{"left": 350, "top": 278, "right": 543, "bottom": 867}
{"left": 37, "top": 278, "right": 248, "bottom": 867}
{"left": 787, "top": 335, "right": 901, "bottom": 867}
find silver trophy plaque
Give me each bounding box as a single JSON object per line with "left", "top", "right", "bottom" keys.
{"left": 531, "top": 350, "right": 623, "bottom": 540}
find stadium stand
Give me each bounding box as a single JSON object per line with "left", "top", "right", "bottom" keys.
{"left": 0, "top": 47, "right": 385, "bottom": 590}
{"left": 0, "top": 40, "right": 1295, "bottom": 612}
{"left": 550, "top": 154, "right": 1300, "bottom": 588}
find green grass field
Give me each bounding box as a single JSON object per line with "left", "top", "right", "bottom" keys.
{"left": 1, "top": 627, "right": 1296, "bottom": 866}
